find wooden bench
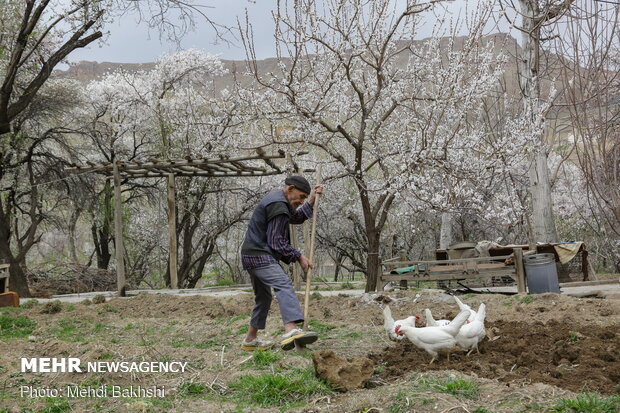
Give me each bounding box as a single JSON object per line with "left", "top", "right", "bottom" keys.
{"left": 378, "top": 248, "right": 526, "bottom": 293}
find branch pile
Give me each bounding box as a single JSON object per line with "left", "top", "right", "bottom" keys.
{"left": 26, "top": 263, "right": 124, "bottom": 297}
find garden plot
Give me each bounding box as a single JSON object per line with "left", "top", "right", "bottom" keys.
{"left": 0, "top": 290, "right": 618, "bottom": 412}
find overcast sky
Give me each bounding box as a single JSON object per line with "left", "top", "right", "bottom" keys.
{"left": 66, "top": 0, "right": 506, "bottom": 65}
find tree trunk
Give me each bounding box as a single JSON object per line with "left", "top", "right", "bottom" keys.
{"left": 0, "top": 239, "right": 30, "bottom": 297}
{"left": 519, "top": 0, "right": 558, "bottom": 244}
{"left": 365, "top": 232, "right": 380, "bottom": 293}
{"left": 529, "top": 151, "right": 558, "bottom": 242}
{"left": 439, "top": 212, "right": 453, "bottom": 250}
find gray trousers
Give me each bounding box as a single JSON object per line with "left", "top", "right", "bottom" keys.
{"left": 247, "top": 263, "right": 304, "bottom": 329}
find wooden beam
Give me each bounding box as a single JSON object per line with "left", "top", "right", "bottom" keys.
{"left": 167, "top": 174, "right": 179, "bottom": 289}
{"left": 514, "top": 248, "right": 526, "bottom": 294}
{"left": 113, "top": 160, "right": 126, "bottom": 297}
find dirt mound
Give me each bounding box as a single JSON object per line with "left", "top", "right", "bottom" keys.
{"left": 312, "top": 350, "right": 374, "bottom": 391}
{"left": 107, "top": 293, "right": 255, "bottom": 319}
{"left": 369, "top": 319, "right": 620, "bottom": 395}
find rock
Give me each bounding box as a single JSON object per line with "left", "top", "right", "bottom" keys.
{"left": 312, "top": 350, "right": 374, "bottom": 392}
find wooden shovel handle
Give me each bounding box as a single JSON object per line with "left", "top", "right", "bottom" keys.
{"left": 302, "top": 166, "right": 321, "bottom": 330}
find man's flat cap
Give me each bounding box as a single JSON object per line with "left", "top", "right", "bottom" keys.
{"left": 284, "top": 175, "right": 311, "bottom": 194}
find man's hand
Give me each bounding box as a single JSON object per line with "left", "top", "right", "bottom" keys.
{"left": 308, "top": 184, "right": 324, "bottom": 207}
{"left": 298, "top": 255, "right": 314, "bottom": 277}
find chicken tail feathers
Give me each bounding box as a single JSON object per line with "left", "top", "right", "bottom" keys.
{"left": 383, "top": 305, "right": 394, "bottom": 328}
{"left": 443, "top": 310, "right": 470, "bottom": 336}
{"left": 424, "top": 308, "right": 436, "bottom": 327}
{"left": 453, "top": 295, "right": 472, "bottom": 312}
{"left": 475, "top": 303, "right": 486, "bottom": 323}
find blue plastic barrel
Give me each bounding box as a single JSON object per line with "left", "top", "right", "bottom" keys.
{"left": 524, "top": 253, "right": 561, "bottom": 294}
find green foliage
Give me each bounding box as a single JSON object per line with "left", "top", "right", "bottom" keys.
{"left": 568, "top": 331, "right": 579, "bottom": 342}
{"left": 520, "top": 295, "right": 536, "bottom": 304}
{"left": 91, "top": 295, "right": 106, "bottom": 304}
{"left": 308, "top": 320, "right": 336, "bottom": 335}
{"left": 80, "top": 299, "right": 92, "bottom": 305}
{"left": 388, "top": 391, "right": 433, "bottom": 412}
{"left": 229, "top": 368, "right": 332, "bottom": 408}
{"left": 311, "top": 292, "right": 322, "bottom": 300}
{"left": 340, "top": 281, "right": 354, "bottom": 289}
{"left": 53, "top": 318, "right": 85, "bottom": 342}
{"left": 40, "top": 300, "right": 62, "bottom": 314}
{"left": 21, "top": 299, "right": 39, "bottom": 309}
{"left": 92, "top": 323, "right": 109, "bottom": 333}
{"left": 249, "top": 350, "right": 282, "bottom": 368}
{"left": 0, "top": 314, "right": 36, "bottom": 339}
{"left": 228, "top": 314, "right": 249, "bottom": 324}
{"left": 39, "top": 398, "right": 71, "bottom": 413}
{"left": 98, "top": 304, "right": 118, "bottom": 313}
{"left": 417, "top": 377, "right": 479, "bottom": 399}
{"left": 63, "top": 304, "right": 75, "bottom": 312}
{"left": 550, "top": 393, "right": 620, "bottom": 412}
{"left": 179, "top": 381, "right": 207, "bottom": 397}
{"left": 471, "top": 409, "right": 495, "bottom": 413}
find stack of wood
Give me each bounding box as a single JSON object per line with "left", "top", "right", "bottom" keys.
{"left": 27, "top": 264, "right": 120, "bottom": 297}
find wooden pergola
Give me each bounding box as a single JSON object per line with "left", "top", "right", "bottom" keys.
{"left": 65, "top": 149, "right": 289, "bottom": 295}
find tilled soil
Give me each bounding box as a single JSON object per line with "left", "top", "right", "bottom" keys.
{"left": 2, "top": 287, "right": 619, "bottom": 412}
{"left": 370, "top": 320, "right": 620, "bottom": 395}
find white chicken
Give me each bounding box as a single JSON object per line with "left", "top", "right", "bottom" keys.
{"left": 424, "top": 308, "right": 451, "bottom": 327}
{"left": 453, "top": 295, "right": 476, "bottom": 322}
{"left": 383, "top": 305, "right": 418, "bottom": 341}
{"left": 455, "top": 302, "right": 486, "bottom": 355}
{"left": 396, "top": 310, "right": 470, "bottom": 364}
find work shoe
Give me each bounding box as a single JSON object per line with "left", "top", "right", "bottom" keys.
{"left": 280, "top": 328, "right": 318, "bottom": 351}
{"left": 240, "top": 337, "right": 274, "bottom": 351}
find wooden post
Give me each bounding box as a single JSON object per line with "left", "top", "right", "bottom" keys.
{"left": 399, "top": 250, "right": 408, "bottom": 290}
{"left": 514, "top": 248, "right": 526, "bottom": 294}
{"left": 167, "top": 173, "right": 178, "bottom": 289}
{"left": 113, "top": 160, "right": 126, "bottom": 296}
{"left": 302, "top": 165, "right": 321, "bottom": 330}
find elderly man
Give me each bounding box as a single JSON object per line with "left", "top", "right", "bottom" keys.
{"left": 240, "top": 175, "right": 323, "bottom": 351}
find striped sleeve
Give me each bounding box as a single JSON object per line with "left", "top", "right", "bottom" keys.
{"left": 267, "top": 214, "right": 301, "bottom": 264}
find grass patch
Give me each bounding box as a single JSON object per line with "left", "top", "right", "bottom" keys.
{"left": 248, "top": 350, "right": 282, "bottom": 368}
{"left": 194, "top": 340, "right": 222, "bottom": 349}
{"left": 388, "top": 391, "right": 434, "bottom": 412}
{"left": 228, "top": 314, "right": 249, "bottom": 324}
{"left": 52, "top": 318, "right": 86, "bottom": 342}
{"left": 340, "top": 282, "right": 354, "bottom": 289}
{"left": 520, "top": 295, "right": 536, "bottom": 304}
{"left": 417, "top": 377, "right": 479, "bottom": 400}
{"left": 91, "top": 295, "right": 106, "bottom": 304}
{"left": 549, "top": 392, "right": 620, "bottom": 412}
{"left": 98, "top": 303, "right": 118, "bottom": 313}
{"left": 0, "top": 314, "right": 36, "bottom": 339}
{"left": 178, "top": 381, "right": 207, "bottom": 397}
{"left": 20, "top": 299, "right": 39, "bottom": 309}
{"left": 229, "top": 368, "right": 332, "bottom": 408}
{"left": 41, "top": 301, "right": 63, "bottom": 314}
{"left": 39, "top": 397, "right": 71, "bottom": 413}
{"left": 308, "top": 320, "right": 337, "bottom": 335}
